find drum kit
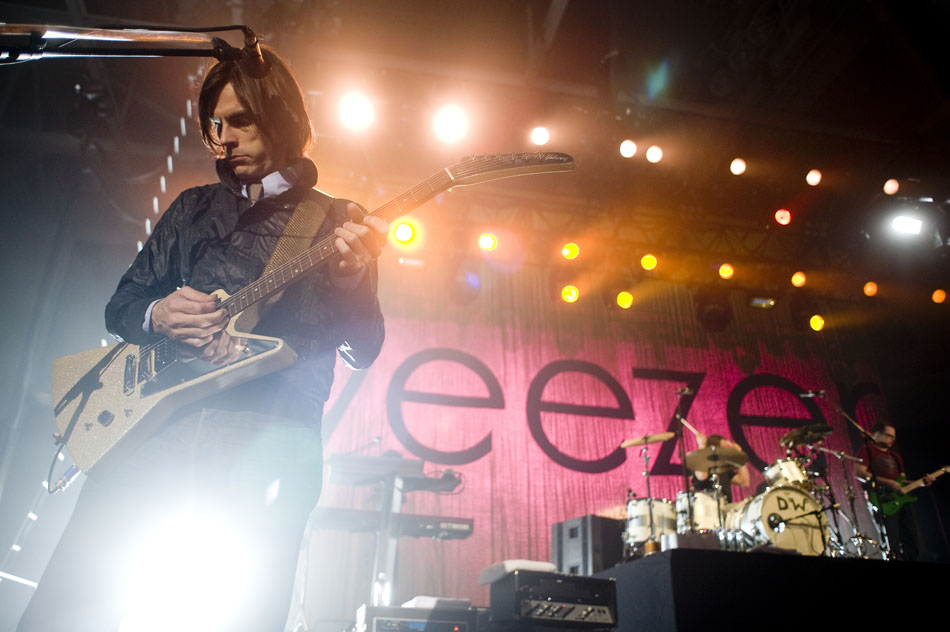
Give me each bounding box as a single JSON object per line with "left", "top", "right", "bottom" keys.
{"left": 620, "top": 420, "right": 885, "bottom": 559}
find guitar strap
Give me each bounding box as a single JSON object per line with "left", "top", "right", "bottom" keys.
{"left": 231, "top": 188, "right": 335, "bottom": 333}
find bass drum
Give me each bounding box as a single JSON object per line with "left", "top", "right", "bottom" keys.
{"left": 624, "top": 498, "right": 676, "bottom": 545}
{"left": 728, "top": 487, "right": 827, "bottom": 556}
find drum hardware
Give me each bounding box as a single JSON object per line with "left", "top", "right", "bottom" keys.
{"left": 779, "top": 423, "right": 834, "bottom": 449}
{"left": 639, "top": 447, "right": 662, "bottom": 555}
{"left": 817, "top": 445, "right": 886, "bottom": 560}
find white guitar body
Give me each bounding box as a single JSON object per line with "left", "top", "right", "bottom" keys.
{"left": 51, "top": 290, "right": 296, "bottom": 477}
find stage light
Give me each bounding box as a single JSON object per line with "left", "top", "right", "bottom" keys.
{"left": 561, "top": 285, "right": 579, "bottom": 303}
{"left": 393, "top": 222, "right": 415, "bottom": 244}
{"left": 640, "top": 254, "right": 658, "bottom": 270}
{"left": 891, "top": 215, "right": 922, "bottom": 235}
{"left": 561, "top": 242, "right": 580, "bottom": 259}
{"left": 883, "top": 179, "right": 900, "bottom": 195}
{"left": 433, "top": 105, "right": 469, "bottom": 143}
{"left": 806, "top": 169, "right": 822, "bottom": 186}
{"left": 338, "top": 91, "right": 375, "bottom": 132}
{"left": 447, "top": 261, "right": 482, "bottom": 304}
{"left": 748, "top": 296, "right": 776, "bottom": 309}
{"left": 695, "top": 286, "right": 732, "bottom": 332}
{"left": 774, "top": 209, "right": 791, "bottom": 225}
{"left": 646, "top": 145, "right": 663, "bottom": 163}
{"left": 934, "top": 289, "right": 946, "bottom": 304}
{"left": 619, "top": 140, "right": 637, "bottom": 158}
{"left": 863, "top": 281, "right": 878, "bottom": 297}
{"left": 616, "top": 291, "right": 634, "bottom": 309}
{"left": 730, "top": 158, "right": 746, "bottom": 175}
{"left": 120, "top": 511, "right": 251, "bottom": 632}
{"left": 718, "top": 263, "right": 734, "bottom": 280}
{"left": 530, "top": 126, "right": 550, "bottom": 145}
{"left": 478, "top": 233, "right": 497, "bottom": 251}
{"left": 791, "top": 271, "right": 807, "bottom": 288}
{"left": 809, "top": 314, "right": 825, "bottom": 331}
{"left": 389, "top": 217, "right": 423, "bottom": 252}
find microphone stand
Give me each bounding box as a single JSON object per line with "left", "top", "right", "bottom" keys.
{"left": 0, "top": 23, "right": 258, "bottom": 65}
{"left": 673, "top": 401, "right": 695, "bottom": 533}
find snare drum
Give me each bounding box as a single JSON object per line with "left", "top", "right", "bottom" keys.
{"left": 624, "top": 498, "right": 676, "bottom": 544}
{"left": 675, "top": 491, "right": 723, "bottom": 532}
{"left": 764, "top": 458, "right": 810, "bottom": 490}
{"left": 727, "top": 486, "right": 827, "bottom": 556}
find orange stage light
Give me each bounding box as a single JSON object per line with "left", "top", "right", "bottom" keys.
{"left": 718, "top": 263, "right": 735, "bottom": 280}
{"left": 561, "top": 242, "right": 580, "bottom": 259}
{"left": 863, "top": 281, "right": 878, "bottom": 297}
{"left": 791, "top": 271, "right": 807, "bottom": 288}
{"left": 933, "top": 289, "right": 946, "bottom": 304}
{"left": 616, "top": 291, "right": 634, "bottom": 309}
{"left": 640, "top": 254, "right": 658, "bottom": 270}
{"left": 809, "top": 314, "right": 825, "bottom": 331}
{"left": 774, "top": 209, "right": 791, "bottom": 225}
{"left": 561, "top": 285, "right": 579, "bottom": 303}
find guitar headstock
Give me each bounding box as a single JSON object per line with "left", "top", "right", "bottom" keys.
{"left": 447, "top": 152, "right": 574, "bottom": 187}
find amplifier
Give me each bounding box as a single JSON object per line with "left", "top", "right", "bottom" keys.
{"left": 489, "top": 570, "right": 616, "bottom": 628}
{"left": 356, "top": 605, "right": 482, "bottom": 632}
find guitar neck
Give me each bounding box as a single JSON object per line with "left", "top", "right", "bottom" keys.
{"left": 901, "top": 466, "right": 949, "bottom": 494}
{"left": 219, "top": 169, "right": 453, "bottom": 316}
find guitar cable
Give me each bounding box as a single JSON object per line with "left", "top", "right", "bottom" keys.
{"left": 46, "top": 445, "right": 81, "bottom": 495}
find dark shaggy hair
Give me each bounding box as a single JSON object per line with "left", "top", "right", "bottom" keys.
{"left": 198, "top": 45, "right": 312, "bottom": 163}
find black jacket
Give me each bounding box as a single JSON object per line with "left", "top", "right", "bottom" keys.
{"left": 105, "top": 158, "right": 385, "bottom": 421}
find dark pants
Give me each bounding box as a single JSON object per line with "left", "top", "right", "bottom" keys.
{"left": 17, "top": 405, "right": 323, "bottom": 632}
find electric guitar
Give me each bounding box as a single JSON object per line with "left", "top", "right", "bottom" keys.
{"left": 869, "top": 465, "right": 949, "bottom": 516}
{"left": 51, "top": 152, "right": 574, "bottom": 478}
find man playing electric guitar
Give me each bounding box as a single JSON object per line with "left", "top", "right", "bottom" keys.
{"left": 855, "top": 423, "right": 935, "bottom": 560}
{"left": 19, "top": 44, "right": 388, "bottom": 631}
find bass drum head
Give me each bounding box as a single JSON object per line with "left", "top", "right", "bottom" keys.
{"left": 736, "top": 487, "right": 827, "bottom": 556}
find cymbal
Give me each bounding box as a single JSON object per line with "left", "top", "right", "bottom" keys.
{"left": 780, "top": 423, "right": 834, "bottom": 447}
{"left": 620, "top": 432, "right": 675, "bottom": 448}
{"left": 685, "top": 445, "right": 748, "bottom": 473}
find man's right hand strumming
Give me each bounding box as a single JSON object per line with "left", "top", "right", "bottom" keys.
{"left": 151, "top": 286, "right": 246, "bottom": 364}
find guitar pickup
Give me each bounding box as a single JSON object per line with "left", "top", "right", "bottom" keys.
{"left": 123, "top": 354, "right": 136, "bottom": 394}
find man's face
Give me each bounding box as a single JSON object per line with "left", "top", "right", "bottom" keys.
{"left": 873, "top": 426, "right": 896, "bottom": 449}
{"left": 211, "top": 83, "right": 277, "bottom": 183}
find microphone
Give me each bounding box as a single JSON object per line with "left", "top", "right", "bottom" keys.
{"left": 798, "top": 389, "right": 825, "bottom": 399}
{"left": 240, "top": 28, "right": 269, "bottom": 78}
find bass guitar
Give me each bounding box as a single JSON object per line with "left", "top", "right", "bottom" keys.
{"left": 51, "top": 152, "right": 574, "bottom": 477}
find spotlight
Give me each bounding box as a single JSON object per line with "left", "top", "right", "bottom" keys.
{"left": 891, "top": 215, "right": 922, "bottom": 235}
{"left": 774, "top": 209, "right": 791, "bottom": 225}
{"left": 447, "top": 262, "right": 482, "bottom": 304}
{"left": 478, "top": 233, "right": 497, "bottom": 251}
{"left": 863, "top": 281, "right": 878, "bottom": 297}
{"left": 561, "top": 242, "right": 580, "bottom": 260}
{"left": 933, "top": 289, "right": 946, "bottom": 304}
{"left": 718, "top": 263, "right": 735, "bottom": 280}
{"left": 640, "top": 254, "right": 658, "bottom": 271}
{"left": 338, "top": 91, "right": 374, "bottom": 132}
{"left": 433, "top": 105, "right": 469, "bottom": 143}
{"left": 748, "top": 296, "right": 776, "bottom": 309}
{"left": 561, "top": 285, "right": 580, "bottom": 303}
{"left": 809, "top": 314, "right": 825, "bottom": 331}
{"left": 530, "top": 126, "right": 550, "bottom": 145}
{"left": 806, "top": 169, "right": 822, "bottom": 186}
{"left": 883, "top": 179, "right": 899, "bottom": 195}
{"left": 616, "top": 291, "right": 634, "bottom": 309}
{"left": 619, "top": 140, "right": 637, "bottom": 158}
{"left": 730, "top": 158, "right": 746, "bottom": 175}
{"left": 393, "top": 222, "right": 415, "bottom": 244}
{"left": 645, "top": 145, "right": 663, "bottom": 163}
{"left": 791, "top": 271, "right": 807, "bottom": 288}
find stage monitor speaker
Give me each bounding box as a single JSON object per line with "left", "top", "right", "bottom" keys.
{"left": 551, "top": 515, "right": 624, "bottom": 576}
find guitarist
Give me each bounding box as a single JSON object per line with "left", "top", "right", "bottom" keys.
{"left": 855, "top": 423, "right": 934, "bottom": 560}
{"left": 19, "top": 45, "right": 388, "bottom": 631}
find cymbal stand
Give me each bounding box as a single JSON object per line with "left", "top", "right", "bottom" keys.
{"left": 641, "top": 447, "right": 661, "bottom": 555}
{"left": 821, "top": 396, "right": 893, "bottom": 560}
{"left": 818, "top": 445, "right": 884, "bottom": 558}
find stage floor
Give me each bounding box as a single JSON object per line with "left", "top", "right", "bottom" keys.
{"left": 595, "top": 548, "right": 944, "bottom": 630}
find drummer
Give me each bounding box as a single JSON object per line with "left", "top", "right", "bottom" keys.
{"left": 692, "top": 433, "right": 751, "bottom": 501}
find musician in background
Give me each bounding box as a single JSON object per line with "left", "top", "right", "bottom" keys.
{"left": 19, "top": 45, "right": 388, "bottom": 631}
{"left": 855, "top": 423, "right": 933, "bottom": 560}
{"left": 692, "top": 432, "right": 751, "bottom": 501}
